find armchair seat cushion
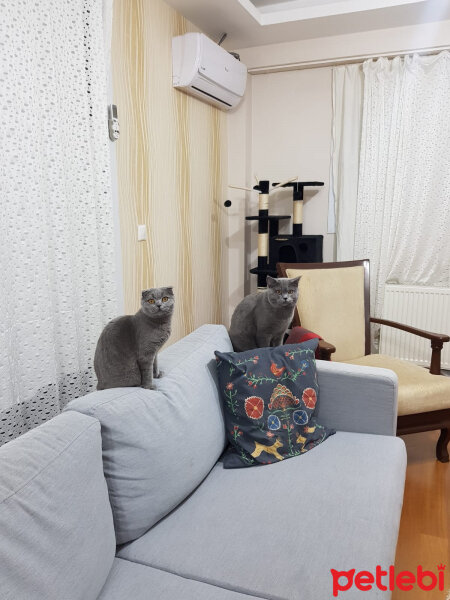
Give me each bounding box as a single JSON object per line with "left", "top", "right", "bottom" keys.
{"left": 344, "top": 354, "right": 450, "bottom": 416}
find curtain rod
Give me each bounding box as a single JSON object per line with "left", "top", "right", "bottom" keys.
{"left": 247, "top": 44, "right": 450, "bottom": 74}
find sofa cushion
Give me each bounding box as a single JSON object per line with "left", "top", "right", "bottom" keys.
{"left": 215, "top": 340, "right": 334, "bottom": 468}
{"left": 118, "top": 431, "right": 406, "bottom": 600}
{"left": 66, "top": 324, "right": 233, "bottom": 544}
{"left": 0, "top": 412, "right": 115, "bottom": 600}
{"left": 98, "top": 558, "right": 266, "bottom": 600}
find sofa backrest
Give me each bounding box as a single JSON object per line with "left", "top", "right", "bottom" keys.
{"left": 65, "top": 324, "right": 233, "bottom": 545}
{"left": 0, "top": 411, "right": 115, "bottom": 600}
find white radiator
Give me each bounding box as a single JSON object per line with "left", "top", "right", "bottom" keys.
{"left": 379, "top": 285, "right": 450, "bottom": 370}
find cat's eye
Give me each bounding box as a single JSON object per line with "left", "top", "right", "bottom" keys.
{"left": 148, "top": 299, "right": 155, "bottom": 304}
{"left": 162, "top": 297, "right": 168, "bottom": 302}
{"left": 289, "top": 290, "right": 294, "bottom": 294}
{"left": 276, "top": 290, "right": 281, "bottom": 295}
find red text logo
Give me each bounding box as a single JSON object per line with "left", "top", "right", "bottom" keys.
{"left": 330, "top": 565, "right": 445, "bottom": 597}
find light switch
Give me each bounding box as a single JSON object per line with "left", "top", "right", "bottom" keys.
{"left": 137, "top": 224, "right": 147, "bottom": 241}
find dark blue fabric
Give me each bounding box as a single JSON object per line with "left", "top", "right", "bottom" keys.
{"left": 215, "top": 340, "right": 334, "bottom": 468}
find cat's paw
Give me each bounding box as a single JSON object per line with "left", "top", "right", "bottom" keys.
{"left": 141, "top": 382, "right": 155, "bottom": 390}
{"left": 154, "top": 370, "right": 163, "bottom": 379}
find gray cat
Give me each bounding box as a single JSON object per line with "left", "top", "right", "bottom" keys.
{"left": 229, "top": 276, "right": 300, "bottom": 352}
{"left": 94, "top": 287, "right": 174, "bottom": 390}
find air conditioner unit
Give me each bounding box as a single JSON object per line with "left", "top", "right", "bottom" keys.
{"left": 172, "top": 33, "right": 247, "bottom": 111}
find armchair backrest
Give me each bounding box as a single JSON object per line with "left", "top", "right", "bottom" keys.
{"left": 278, "top": 260, "right": 371, "bottom": 361}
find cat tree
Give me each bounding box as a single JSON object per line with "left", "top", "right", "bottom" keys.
{"left": 229, "top": 177, "right": 324, "bottom": 288}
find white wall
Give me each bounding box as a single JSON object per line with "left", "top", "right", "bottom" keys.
{"left": 226, "top": 68, "right": 334, "bottom": 320}
{"left": 251, "top": 67, "right": 334, "bottom": 259}
{"left": 226, "top": 19, "right": 450, "bottom": 321}
{"left": 226, "top": 82, "right": 253, "bottom": 322}
{"left": 239, "top": 19, "right": 450, "bottom": 73}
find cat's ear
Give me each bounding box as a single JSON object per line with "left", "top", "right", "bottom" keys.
{"left": 141, "top": 289, "right": 151, "bottom": 299}
{"left": 162, "top": 286, "right": 174, "bottom": 295}
{"left": 289, "top": 276, "right": 301, "bottom": 287}
{"left": 266, "top": 276, "right": 278, "bottom": 288}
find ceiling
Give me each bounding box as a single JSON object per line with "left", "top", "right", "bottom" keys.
{"left": 164, "top": 0, "right": 450, "bottom": 50}
{"left": 249, "top": 0, "right": 418, "bottom": 9}
{"left": 251, "top": 0, "right": 296, "bottom": 6}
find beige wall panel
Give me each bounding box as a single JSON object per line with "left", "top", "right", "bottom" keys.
{"left": 112, "top": 0, "right": 227, "bottom": 343}
{"left": 188, "top": 99, "right": 226, "bottom": 329}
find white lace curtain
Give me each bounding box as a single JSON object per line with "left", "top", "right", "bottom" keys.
{"left": 0, "top": 0, "right": 118, "bottom": 444}
{"left": 332, "top": 52, "right": 450, "bottom": 317}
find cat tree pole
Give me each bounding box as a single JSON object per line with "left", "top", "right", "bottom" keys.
{"left": 271, "top": 181, "right": 324, "bottom": 236}
{"left": 229, "top": 177, "right": 297, "bottom": 288}
{"left": 254, "top": 179, "right": 270, "bottom": 286}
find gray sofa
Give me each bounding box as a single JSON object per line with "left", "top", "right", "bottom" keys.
{"left": 0, "top": 325, "right": 406, "bottom": 600}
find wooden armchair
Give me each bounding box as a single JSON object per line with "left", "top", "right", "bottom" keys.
{"left": 277, "top": 260, "right": 450, "bottom": 462}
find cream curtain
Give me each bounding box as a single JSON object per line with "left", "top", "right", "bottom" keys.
{"left": 0, "top": 0, "right": 118, "bottom": 444}
{"left": 332, "top": 52, "right": 450, "bottom": 318}
{"left": 329, "top": 64, "right": 364, "bottom": 252}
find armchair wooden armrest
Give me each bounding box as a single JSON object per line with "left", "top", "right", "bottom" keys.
{"left": 318, "top": 339, "right": 336, "bottom": 361}
{"left": 370, "top": 317, "right": 450, "bottom": 375}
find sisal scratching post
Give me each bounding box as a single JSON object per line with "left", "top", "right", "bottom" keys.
{"left": 272, "top": 181, "right": 324, "bottom": 237}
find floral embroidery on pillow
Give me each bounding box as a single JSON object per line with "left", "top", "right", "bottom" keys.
{"left": 215, "top": 340, "right": 335, "bottom": 468}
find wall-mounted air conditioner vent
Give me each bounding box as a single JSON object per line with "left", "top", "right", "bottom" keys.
{"left": 172, "top": 33, "right": 247, "bottom": 111}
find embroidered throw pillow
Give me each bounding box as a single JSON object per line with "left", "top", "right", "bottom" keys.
{"left": 215, "top": 340, "right": 334, "bottom": 468}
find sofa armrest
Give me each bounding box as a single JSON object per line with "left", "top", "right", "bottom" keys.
{"left": 315, "top": 361, "right": 398, "bottom": 436}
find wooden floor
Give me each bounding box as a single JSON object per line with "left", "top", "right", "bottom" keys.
{"left": 393, "top": 430, "right": 450, "bottom": 599}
